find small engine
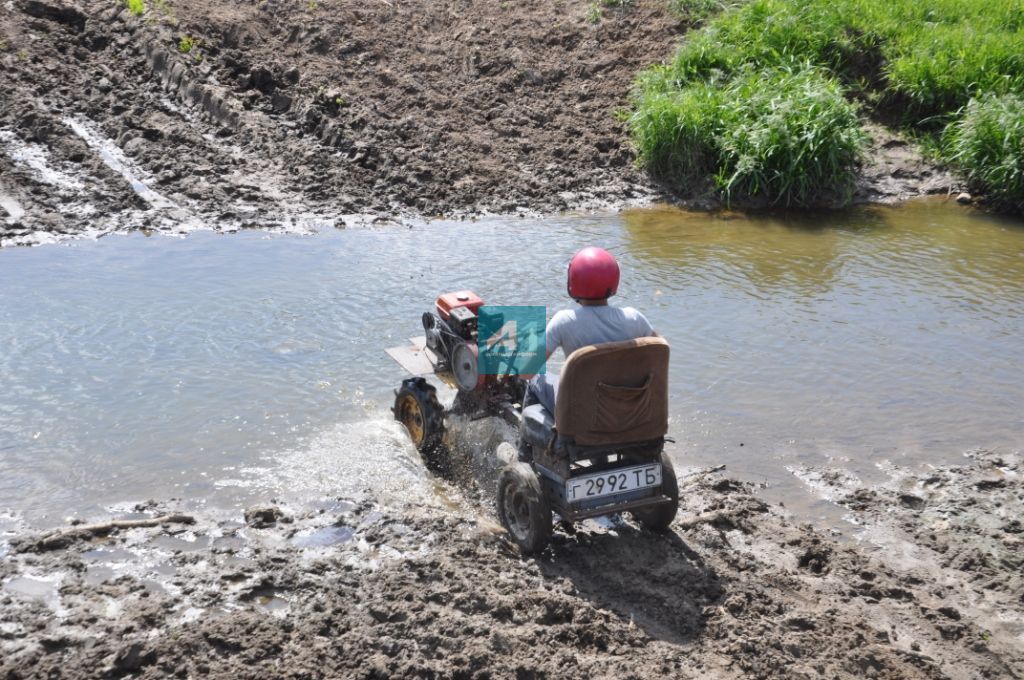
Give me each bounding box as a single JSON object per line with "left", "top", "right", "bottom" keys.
{"left": 423, "top": 291, "right": 485, "bottom": 391}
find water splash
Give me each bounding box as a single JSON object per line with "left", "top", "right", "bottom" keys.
{"left": 217, "top": 416, "right": 438, "bottom": 509}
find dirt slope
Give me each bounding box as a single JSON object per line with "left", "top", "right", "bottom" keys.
{"left": 0, "top": 0, "right": 959, "bottom": 246}
{"left": 0, "top": 0, "right": 685, "bottom": 245}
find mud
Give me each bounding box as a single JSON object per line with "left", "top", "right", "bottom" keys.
{"left": 0, "top": 0, "right": 960, "bottom": 246}
{"left": 2, "top": 454, "right": 1020, "bottom": 679}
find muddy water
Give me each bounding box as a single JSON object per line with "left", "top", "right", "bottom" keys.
{"left": 0, "top": 199, "right": 1022, "bottom": 526}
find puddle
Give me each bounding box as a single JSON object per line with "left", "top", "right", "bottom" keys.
{"left": 3, "top": 576, "right": 59, "bottom": 600}
{"left": 2, "top": 575, "right": 66, "bottom": 614}
{"left": 211, "top": 535, "right": 246, "bottom": 552}
{"left": 154, "top": 561, "right": 178, "bottom": 576}
{"left": 255, "top": 593, "right": 290, "bottom": 613}
{"left": 84, "top": 565, "right": 115, "bottom": 586}
{"left": 82, "top": 547, "right": 135, "bottom": 562}
{"left": 241, "top": 587, "right": 290, "bottom": 616}
{"left": 149, "top": 533, "right": 212, "bottom": 553}
{"left": 291, "top": 524, "right": 355, "bottom": 548}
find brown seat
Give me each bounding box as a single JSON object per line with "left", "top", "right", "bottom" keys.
{"left": 554, "top": 336, "right": 669, "bottom": 447}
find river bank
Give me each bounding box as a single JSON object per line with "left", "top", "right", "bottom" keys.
{"left": 1, "top": 451, "right": 1020, "bottom": 679}
{"left": 0, "top": 0, "right": 960, "bottom": 247}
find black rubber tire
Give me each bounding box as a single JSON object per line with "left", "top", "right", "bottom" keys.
{"left": 632, "top": 451, "right": 679, "bottom": 532}
{"left": 497, "top": 462, "right": 552, "bottom": 555}
{"left": 393, "top": 378, "right": 445, "bottom": 461}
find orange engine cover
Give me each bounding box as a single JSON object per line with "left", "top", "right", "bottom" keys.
{"left": 435, "top": 290, "right": 484, "bottom": 320}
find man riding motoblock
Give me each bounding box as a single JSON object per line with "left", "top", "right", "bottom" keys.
{"left": 528, "top": 247, "right": 656, "bottom": 414}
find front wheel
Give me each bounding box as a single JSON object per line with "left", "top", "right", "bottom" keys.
{"left": 497, "top": 463, "right": 552, "bottom": 555}
{"left": 632, "top": 451, "right": 679, "bottom": 532}
{"left": 393, "top": 378, "right": 445, "bottom": 461}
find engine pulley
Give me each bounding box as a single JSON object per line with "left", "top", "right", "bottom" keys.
{"left": 451, "top": 342, "right": 479, "bottom": 392}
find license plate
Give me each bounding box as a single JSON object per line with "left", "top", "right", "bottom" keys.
{"left": 566, "top": 464, "right": 662, "bottom": 503}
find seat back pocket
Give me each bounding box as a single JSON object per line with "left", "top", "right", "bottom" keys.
{"left": 592, "top": 373, "right": 654, "bottom": 433}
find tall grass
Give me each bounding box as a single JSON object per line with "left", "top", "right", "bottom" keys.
{"left": 631, "top": 66, "right": 864, "bottom": 206}
{"left": 944, "top": 94, "right": 1024, "bottom": 209}
{"left": 665, "top": 0, "right": 1024, "bottom": 118}
{"left": 632, "top": 0, "right": 1024, "bottom": 208}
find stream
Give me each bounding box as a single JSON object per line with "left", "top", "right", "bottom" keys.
{"left": 1, "top": 199, "right": 1022, "bottom": 527}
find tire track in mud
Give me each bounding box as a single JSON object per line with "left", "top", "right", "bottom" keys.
{"left": 2, "top": 448, "right": 1020, "bottom": 678}
{"left": 0, "top": 0, "right": 688, "bottom": 246}
{"left": 789, "top": 451, "right": 1024, "bottom": 675}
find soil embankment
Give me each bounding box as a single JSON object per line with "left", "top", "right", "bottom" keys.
{"left": 0, "top": 0, "right": 956, "bottom": 246}
{"left": 2, "top": 453, "right": 1021, "bottom": 679}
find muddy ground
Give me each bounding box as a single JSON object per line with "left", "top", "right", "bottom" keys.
{"left": 0, "top": 0, "right": 960, "bottom": 246}
{"left": 1, "top": 449, "right": 1020, "bottom": 679}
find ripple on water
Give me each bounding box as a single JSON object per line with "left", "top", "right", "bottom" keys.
{"left": 0, "top": 201, "right": 1022, "bottom": 524}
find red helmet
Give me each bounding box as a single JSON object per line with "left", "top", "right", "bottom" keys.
{"left": 567, "top": 247, "right": 620, "bottom": 300}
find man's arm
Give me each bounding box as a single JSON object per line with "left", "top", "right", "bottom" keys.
{"left": 545, "top": 312, "right": 563, "bottom": 360}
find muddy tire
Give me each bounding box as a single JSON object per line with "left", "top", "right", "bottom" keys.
{"left": 393, "top": 378, "right": 445, "bottom": 461}
{"left": 497, "top": 463, "right": 552, "bottom": 556}
{"left": 632, "top": 452, "right": 679, "bottom": 532}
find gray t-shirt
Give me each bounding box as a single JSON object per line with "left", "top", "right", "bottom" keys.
{"left": 545, "top": 305, "right": 654, "bottom": 358}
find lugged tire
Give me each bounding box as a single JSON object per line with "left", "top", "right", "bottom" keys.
{"left": 497, "top": 462, "right": 552, "bottom": 555}
{"left": 393, "top": 378, "right": 445, "bottom": 462}
{"left": 632, "top": 451, "right": 679, "bottom": 532}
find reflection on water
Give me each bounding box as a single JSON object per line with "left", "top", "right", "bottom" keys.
{"left": 623, "top": 200, "right": 1024, "bottom": 510}
{"left": 623, "top": 202, "right": 1024, "bottom": 300}
{"left": 0, "top": 199, "right": 1022, "bottom": 525}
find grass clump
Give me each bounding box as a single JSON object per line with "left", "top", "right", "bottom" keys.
{"left": 177, "top": 35, "right": 195, "bottom": 53}
{"left": 632, "top": 66, "right": 864, "bottom": 206}
{"left": 124, "top": 0, "right": 145, "bottom": 16}
{"left": 944, "top": 94, "right": 1024, "bottom": 210}
{"left": 632, "top": 0, "right": 1024, "bottom": 208}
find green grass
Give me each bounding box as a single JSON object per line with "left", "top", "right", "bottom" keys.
{"left": 632, "top": 65, "right": 864, "bottom": 206}
{"left": 177, "top": 35, "right": 195, "bottom": 53}
{"left": 944, "top": 94, "right": 1024, "bottom": 209}
{"left": 124, "top": 0, "right": 145, "bottom": 16}
{"left": 663, "top": 0, "right": 1024, "bottom": 119}
{"left": 631, "top": 0, "right": 1024, "bottom": 208}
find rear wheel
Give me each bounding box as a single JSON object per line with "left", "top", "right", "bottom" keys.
{"left": 497, "top": 463, "right": 552, "bottom": 555}
{"left": 393, "top": 378, "right": 445, "bottom": 462}
{"left": 632, "top": 451, "right": 679, "bottom": 532}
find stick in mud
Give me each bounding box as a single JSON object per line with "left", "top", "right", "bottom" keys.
{"left": 13, "top": 513, "right": 195, "bottom": 553}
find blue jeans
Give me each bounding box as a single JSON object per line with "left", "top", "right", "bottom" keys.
{"left": 527, "top": 372, "right": 559, "bottom": 414}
